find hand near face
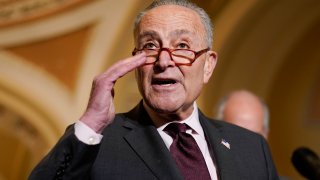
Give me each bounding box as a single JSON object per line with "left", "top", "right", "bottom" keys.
{"left": 80, "top": 53, "right": 146, "bottom": 133}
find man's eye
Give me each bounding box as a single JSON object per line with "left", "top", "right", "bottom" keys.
{"left": 143, "top": 43, "right": 157, "bottom": 49}
{"left": 177, "top": 43, "right": 189, "bottom": 49}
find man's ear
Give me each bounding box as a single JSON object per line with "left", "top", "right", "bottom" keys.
{"left": 203, "top": 51, "right": 218, "bottom": 84}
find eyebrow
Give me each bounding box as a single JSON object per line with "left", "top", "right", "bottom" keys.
{"left": 138, "top": 30, "right": 159, "bottom": 40}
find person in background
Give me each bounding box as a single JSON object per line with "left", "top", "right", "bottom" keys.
{"left": 215, "top": 90, "right": 269, "bottom": 139}
{"left": 29, "top": 1, "right": 279, "bottom": 179}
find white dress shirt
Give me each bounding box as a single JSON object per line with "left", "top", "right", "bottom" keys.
{"left": 74, "top": 102, "right": 217, "bottom": 180}
{"left": 157, "top": 103, "right": 218, "bottom": 180}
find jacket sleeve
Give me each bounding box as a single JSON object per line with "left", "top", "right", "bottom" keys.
{"left": 29, "top": 125, "right": 100, "bottom": 180}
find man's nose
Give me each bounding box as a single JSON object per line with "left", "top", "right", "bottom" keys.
{"left": 155, "top": 48, "right": 175, "bottom": 70}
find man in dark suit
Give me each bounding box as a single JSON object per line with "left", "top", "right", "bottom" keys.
{"left": 29, "top": 0, "right": 279, "bottom": 179}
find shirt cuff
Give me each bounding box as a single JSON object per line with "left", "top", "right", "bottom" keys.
{"left": 74, "top": 121, "right": 103, "bottom": 145}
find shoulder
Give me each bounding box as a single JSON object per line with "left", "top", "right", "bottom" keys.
{"left": 199, "top": 111, "right": 265, "bottom": 144}
{"left": 212, "top": 118, "right": 261, "bottom": 138}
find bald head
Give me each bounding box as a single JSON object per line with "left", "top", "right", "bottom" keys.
{"left": 217, "top": 90, "right": 269, "bottom": 139}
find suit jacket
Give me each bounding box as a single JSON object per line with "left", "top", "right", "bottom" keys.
{"left": 29, "top": 102, "right": 279, "bottom": 180}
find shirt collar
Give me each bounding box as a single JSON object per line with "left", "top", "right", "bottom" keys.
{"left": 157, "top": 102, "right": 205, "bottom": 138}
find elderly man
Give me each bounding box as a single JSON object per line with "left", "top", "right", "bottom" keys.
{"left": 29, "top": 0, "right": 279, "bottom": 180}
{"left": 216, "top": 90, "right": 270, "bottom": 139}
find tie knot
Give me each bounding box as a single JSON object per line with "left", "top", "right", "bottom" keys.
{"left": 164, "top": 123, "right": 188, "bottom": 138}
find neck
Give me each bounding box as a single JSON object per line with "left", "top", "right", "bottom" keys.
{"left": 143, "top": 101, "right": 195, "bottom": 127}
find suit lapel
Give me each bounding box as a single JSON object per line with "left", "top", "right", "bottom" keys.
{"left": 122, "top": 103, "right": 183, "bottom": 180}
{"left": 199, "top": 111, "right": 241, "bottom": 180}
{"left": 122, "top": 103, "right": 241, "bottom": 180}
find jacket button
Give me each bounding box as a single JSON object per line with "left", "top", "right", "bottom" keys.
{"left": 65, "top": 154, "right": 72, "bottom": 161}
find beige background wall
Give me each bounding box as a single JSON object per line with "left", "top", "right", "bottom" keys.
{"left": 0, "top": 0, "right": 319, "bottom": 179}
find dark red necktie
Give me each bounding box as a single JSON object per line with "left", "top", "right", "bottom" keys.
{"left": 164, "top": 123, "right": 211, "bottom": 180}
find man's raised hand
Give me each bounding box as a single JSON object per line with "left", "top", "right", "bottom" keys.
{"left": 80, "top": 52, "right": 146, "bottom": 133}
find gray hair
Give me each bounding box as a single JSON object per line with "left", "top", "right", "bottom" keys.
{"left": 133, "top": 0, "right": 213, "bottom": 48}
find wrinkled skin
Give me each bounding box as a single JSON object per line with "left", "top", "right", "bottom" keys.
{"left": 135, "top": 5, "right": 217, "bottom": 126}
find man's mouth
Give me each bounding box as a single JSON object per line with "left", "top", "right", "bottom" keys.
{"left": 151, "top": 78, "right": 177, "bottom": 86}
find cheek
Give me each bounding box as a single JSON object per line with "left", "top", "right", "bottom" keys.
{"left": 135, "top": 68, "right": 144, "bottom": 91}
{"left": 135, "top": 67, "right": 151, "bottom": 89}
{"left": 182, "top": 67, "right": 204, "bottom": 93}
{"left": 187, "top": 64, "right": 204, "bottom": 82}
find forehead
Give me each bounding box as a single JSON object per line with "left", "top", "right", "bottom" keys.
{"left": 137, "top": 5, "right": 205, "bottom": 38}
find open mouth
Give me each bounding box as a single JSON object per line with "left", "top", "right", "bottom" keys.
{"left": 152, "top": 78, "right": 177, "bottom": 85}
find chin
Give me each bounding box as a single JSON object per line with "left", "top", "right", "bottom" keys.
{"left": 145, "top": 97, "right": 183, "bottom": 114}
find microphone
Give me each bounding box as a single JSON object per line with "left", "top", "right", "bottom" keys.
{"left": 291, "top": 147, "right": 320, "bottom": 180}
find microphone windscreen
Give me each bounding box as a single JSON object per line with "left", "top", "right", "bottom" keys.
{"left": 291, "top": 147, "right": 320, "bottom": 180}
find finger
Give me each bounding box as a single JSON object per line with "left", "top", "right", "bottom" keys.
{"left": 91, "top": 52, "right": 146, "bottom": 93}
{"left": 101, "top": 52, "right": 146, "bottom": 82}
{"left": 112, "top": 52, "right": 147, "bottom": 71}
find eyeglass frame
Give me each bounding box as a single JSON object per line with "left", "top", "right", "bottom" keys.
{"left": 132, "top": 47, "right": 210, "bottom": 66}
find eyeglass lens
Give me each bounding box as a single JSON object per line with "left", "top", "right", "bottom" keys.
{"left": 141, "top": 49, "right": 196, "bottom": 64}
